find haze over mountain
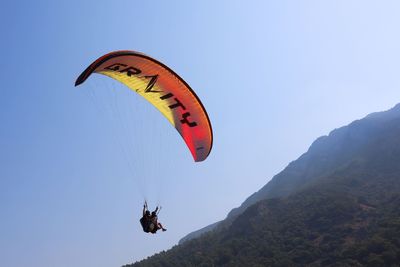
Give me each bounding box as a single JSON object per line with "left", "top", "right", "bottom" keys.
{"left": 126, "top": 104, "right": 400, "bottom": 266}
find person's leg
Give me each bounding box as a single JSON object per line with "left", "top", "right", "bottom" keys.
{"left": 158, "top": 223, "right": 167, "bottom": 231}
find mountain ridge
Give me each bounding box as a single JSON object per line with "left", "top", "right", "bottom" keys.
{"left": 180, "top": 103, "right": 400, "bottom": 244}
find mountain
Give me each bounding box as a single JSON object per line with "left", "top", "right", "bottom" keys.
{"left": 125, "top": 104, "right": 400, "bottom": 266}
{"left": 180, "top": 103, "right": 400, "bottom": 244}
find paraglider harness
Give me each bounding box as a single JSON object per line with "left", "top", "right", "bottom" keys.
{"left": 140, "top": 202, "right": 161, "bottom": 233}
{"left": 140, "top": 217, "right": 151, "bottom": 233}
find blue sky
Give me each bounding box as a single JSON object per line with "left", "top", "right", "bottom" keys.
{"left": 1, "top": 1, "right": 400, "bottom": 266}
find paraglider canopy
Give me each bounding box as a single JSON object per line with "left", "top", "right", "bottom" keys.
{"left": 75, "top": 50, "right": 213, "bottom": 162}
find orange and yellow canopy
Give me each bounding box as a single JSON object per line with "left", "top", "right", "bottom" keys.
{"left": 75, "top": 50, "right": 213, "bottom": 162}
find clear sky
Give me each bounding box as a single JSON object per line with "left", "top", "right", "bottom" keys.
{"left": 1, "top": 1, "right": 400, "bottom": 266}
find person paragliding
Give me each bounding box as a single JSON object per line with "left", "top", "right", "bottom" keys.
{"left": 140, "top": 201, "right": 152, "bottom": 233}
{"left": 75, "top": 50, "right": 212, "bottom": 234}
{"left": 149, "top": 207, "right": 167, "bottom": 233}
{"left": 140, "top": 201, "right": 166, "bottom": 233}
